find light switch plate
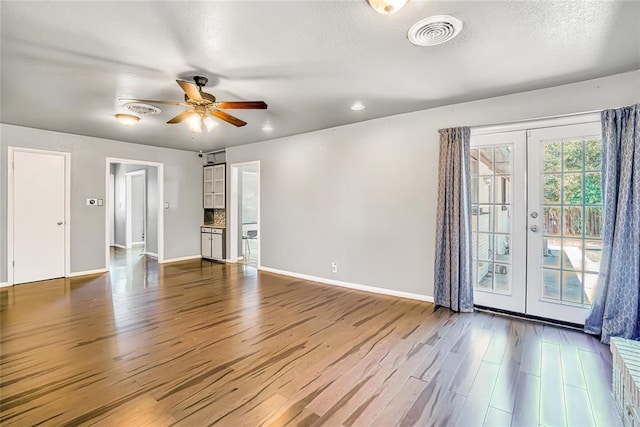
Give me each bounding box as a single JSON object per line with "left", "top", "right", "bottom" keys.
{"left": 97, "top": 199, "right": 103, "bottom": 206}
{"left": 164, "top": 202, "right": 170, "bottom": 209}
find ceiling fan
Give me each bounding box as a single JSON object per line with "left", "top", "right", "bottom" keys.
{"left": 120, "top": 76, "right": 267, "bottom": 132}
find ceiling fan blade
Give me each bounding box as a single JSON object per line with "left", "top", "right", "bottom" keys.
{"left": 119, "top": 98, "right": 187, "bottom": 106}
{"left": 209, "top": 109, "right": 247, "bottom": 127}
{"left": 214, "top": 101, "right": 268, "bottom": 110}
{"left": 167, "top": 110, "right": 193, "bottom": 124}
{"left": 176, "top": 80, "right": 202, "bottom": 100}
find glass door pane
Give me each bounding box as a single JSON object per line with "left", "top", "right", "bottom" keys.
{"left": 470, "top": 131, "right": 527, "bottom": 313}
{"left": 526, "top": 122, "right": 602, "bottom": 324}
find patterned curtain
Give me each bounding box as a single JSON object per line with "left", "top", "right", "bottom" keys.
{"left": 434, "top": 127, "right": 474, "bottom": 312}
{"left": 584, "top": 104, "right": 640, "bottom": 344}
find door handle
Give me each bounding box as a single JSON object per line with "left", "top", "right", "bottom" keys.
{"left": 57, "top": 221, "right": 63, "bottom": 226}
{"left": 530, "top": 225, "right": 539, "bottom": 232}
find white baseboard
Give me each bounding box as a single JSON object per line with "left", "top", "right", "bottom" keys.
{"left": 145, "top": 252, "right": 158, "bottom": 258}
{"left": 159, "top": 255, "right": 202, "bottom": 264}
{"left": 258, "top": 266, "right": 434, "bottom": 303}
{"left": 0, "top": 282, "right": 11, "bottom": 288}
{"left": 113, "top": 244, "right": 126, "bottom": 249}
{"left": 132, "top": 241, "right": 145, "bottom": 245}
{"left": 67, "top": 268, "right": 107, "bottom": 278}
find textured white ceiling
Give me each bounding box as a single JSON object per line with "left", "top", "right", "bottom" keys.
{"left": 1, "top": 1, "right": 639, "bottom": 152}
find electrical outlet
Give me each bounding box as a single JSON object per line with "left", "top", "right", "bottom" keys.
{"left": 331, "top": 262, "right": 338, "bottom": 273}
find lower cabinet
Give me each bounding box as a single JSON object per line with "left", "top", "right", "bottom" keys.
{"left": 201, "top": 227, "right": 225, "bottom": 261}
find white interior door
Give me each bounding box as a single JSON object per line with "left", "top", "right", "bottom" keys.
{"left": 109, "top": 173, "right": 115, "bottom": 246}
{"left": 471, "top": 121, "right": 603, "bottom": 325}
{"left": 12, "top": 150, "right": 66, "bottom": 284}
{"left": 471, "top": 131, "right": 527, "bottom": 313}
{"left": 526, "top": 122, "right": 603, "bottom": 324}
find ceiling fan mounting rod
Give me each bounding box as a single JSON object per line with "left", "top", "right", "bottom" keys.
{"left": 193, "top": 75, "right": 208, "bottom": 89}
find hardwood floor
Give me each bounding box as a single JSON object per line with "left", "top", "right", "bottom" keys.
{"left": 0, "top": 251, "right": 620, "bottom": 426}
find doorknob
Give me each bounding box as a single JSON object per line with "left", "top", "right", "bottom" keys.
{"left": 57, "top": 221, "right": 63, "bottom": 226}
{"left": 530, "top": 211, "right": 539, "bottom": 218}
{"left": 530, "top": 225, "right": 539, "bottom": 232}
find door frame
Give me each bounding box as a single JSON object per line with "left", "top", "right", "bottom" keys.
{"left": 105, "top": 158, "right": 164, "bottom": 269}
{"left": 7, "top": 147, "right": 71, "bottom": 285}
{"left": 229, "top": 161, "right": 260, "bottom": 266}
{"left": 125, "top": 169, "right": 146, "bottom": 249}
{"left": 470, "top": 112, "right": 602, "bottom": 325}
{"left": 525, "top": 121, "right": 603, "bottom": 324}
{"left": 470, "top": 131, "right": 527, "bottom": 314}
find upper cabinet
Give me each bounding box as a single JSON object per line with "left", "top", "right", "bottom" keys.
{"left": 213, "top": 164, "right": 225, "bottom": 208}
{"left": 204, "top": 164, "right": 225, "bottom": 209}
{"left": 203, "top": 165, "right": 214, "bottom": 208}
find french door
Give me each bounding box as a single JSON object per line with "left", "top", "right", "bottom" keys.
{"left": 471, "top": 121, "right": 603, "bottom": 324}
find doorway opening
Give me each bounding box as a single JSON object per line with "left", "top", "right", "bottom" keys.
{"left": 105, "top": 158, "right": 164, "bottom": 287}
{"left": 229, "top": 161, "right": 260, "bottom": 267}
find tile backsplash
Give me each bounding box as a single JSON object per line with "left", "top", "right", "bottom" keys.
{"left": 213, "top": 209, "right": 226, "bottom": 227}
{"left": 204, "top": 209, "right": 226, "bottom": 227}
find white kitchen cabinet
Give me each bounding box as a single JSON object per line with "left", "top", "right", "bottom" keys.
{"left": 201, "top": 229, "right": 213, "bottom": 258}
{"left": 201, "top": 227, "right": 225, "bottom": 261}
{"left": 213, "top": 164, "right": 225, "bottom": 208}
{"left": 203, "top": 166, "right": 214, "bottom": 209}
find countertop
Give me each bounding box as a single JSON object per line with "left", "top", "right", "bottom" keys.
{"left": 202, "top": 224, "right": 226, "bottom": 229}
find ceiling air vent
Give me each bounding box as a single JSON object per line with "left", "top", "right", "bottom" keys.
{"left": 124, "top": 102, "right": 161, "bottom": 115}
{"left": 408, "top": 15, "right": 463, "bottom": 47}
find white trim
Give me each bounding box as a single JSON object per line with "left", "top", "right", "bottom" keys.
{"left": 67, "top": 269, "right": 107, "bottom": 278}
{"left": 0, "top": 282, "right": 11, "bottom": 288}
{"left": 125, "top": 169, "right": 146, "bottom": 250}
{"left": 229, "top": 161, "right": 261, "bottom": 265}
{"left": 145, "top": 252, "right": 158, "bottom": 258}
{"left": 105, "top": 158, "right": 165, "bottom": 270}
{"left": 7, "top": 147, "right": 71, "bottom": 286}
{"left": 471, "top": 112, "right": 600, "bottom": 136}
{"left": 258, "top": 266, "right": 434, "bottom": 303}
{"left": 112, "top": 243, "right": 127, "bottom": 249}
{"left": 131, "top": 241, "right": 145, "bottom": 245}
{"left": 159, "top": 255, "right": 202, "bottom": 264}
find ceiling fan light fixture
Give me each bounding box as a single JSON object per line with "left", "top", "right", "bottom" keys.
{"left": 115, "top": 113, "right": 140, "bottom": 127}
{"left": 186, "top": 112, "right": 202, "bottom": 133}
{"left": 203, "top": 116, "right": 218, "bottom": 132}
{"left": 367, "top": 0, "right": 408, "bottom": 14}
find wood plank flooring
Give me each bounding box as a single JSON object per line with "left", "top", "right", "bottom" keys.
{"left": 0, "top": 250, "right": 621, "bottom": 426}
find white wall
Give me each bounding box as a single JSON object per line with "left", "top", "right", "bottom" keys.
{"left": 226, "top": 70, "right": 640, "bottom": 299}
{"left": 112, "top": 163, "right": 159, "bottom": 254}
{"left": 0, "top": 126, "right": 203, "bottom": 281}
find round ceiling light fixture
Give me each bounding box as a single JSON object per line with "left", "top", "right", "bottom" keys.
{"left": 350, "top": 101, "right": 365, "bottom": 111}
{"left": 262, "top": 123, "right": 274, "bottom": 131}
{"left": 115, "top": 113, "right": 140, "bottom": 127}
{"left": 367, "top": 0, "right": 408, "bottom": 14}
{"left": 408, "top": 15, "right": 463, "bottom": 46}
{"left": 124, "top": 102, "right": 161, "bottom": 115}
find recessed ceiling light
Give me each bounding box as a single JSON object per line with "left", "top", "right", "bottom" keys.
{"left": 262, "top": 123, "right": 273, "bottom": 131}
{"left": 350, "top": 102, "right": 365, "bottom": 111}
{"left": 115, "top": 114, "right": 140, "bottom": 127}
{"left": 408, "top": 15, "right": 463, "bottom": 47}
